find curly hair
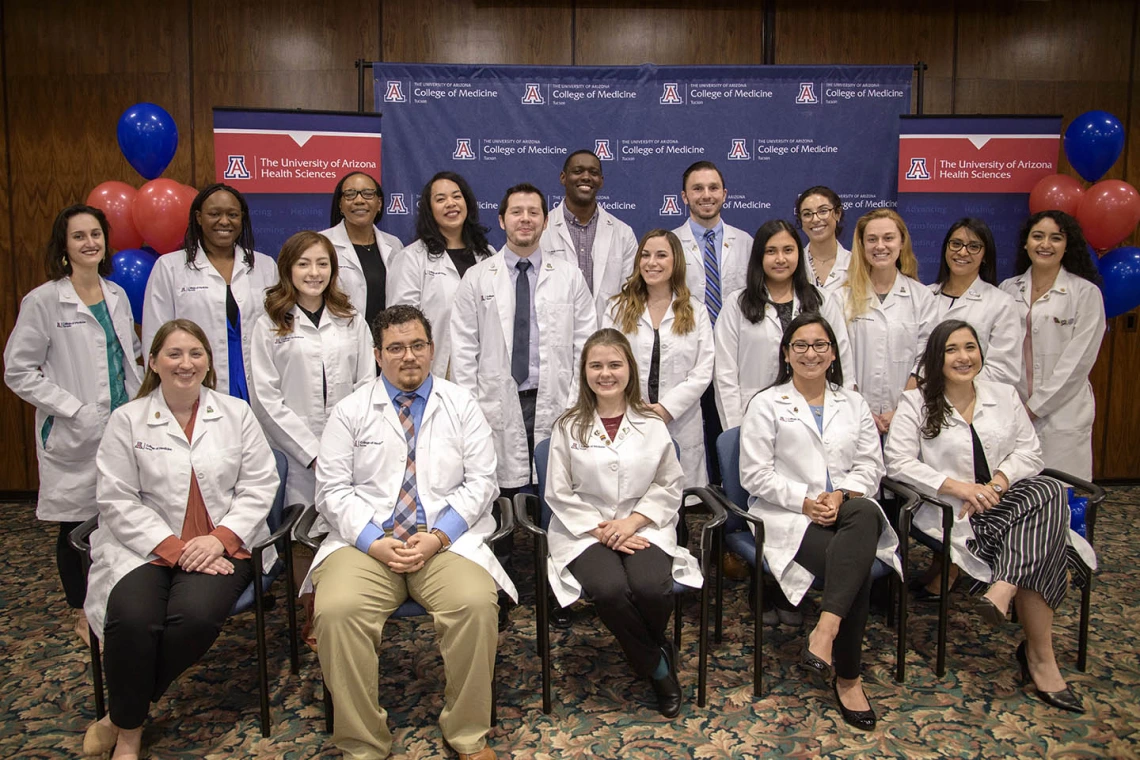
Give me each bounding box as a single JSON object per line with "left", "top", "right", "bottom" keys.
{"left": 1014, "top": 210, "right": 1102, "bottom": 285}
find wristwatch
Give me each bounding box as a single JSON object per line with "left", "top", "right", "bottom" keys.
{"left": 839, "top": 489, "right": 852, "bottom": 503}
{"left": 430, "top": 528, "right": 452, "bottom": 552}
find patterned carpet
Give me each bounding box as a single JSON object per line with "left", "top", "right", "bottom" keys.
{"left": 1, "top": 489, "right": 1138, "bottom": 759}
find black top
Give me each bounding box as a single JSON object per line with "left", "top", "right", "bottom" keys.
{"left": 772, "top": 299, "right": 794, "bottom": 332}
{"left": 354, "top": 242, "right": 386, "bottom": 324}
{"left": 970, "top": 424, "right": 992, "bottom": 484}
{"left": 298, "top": 301, "right": 324, "bottom": 327}
{"left": 648, "top": 328, "right": 661, "bottom": 404}
{"left": 225, "top": 285, "right": 239, "bottom": 327}
{"left": 447, "top": 247, "right": 478, "bottom": 279}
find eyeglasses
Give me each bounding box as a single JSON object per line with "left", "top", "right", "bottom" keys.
{"left": 789, "top": 340, "right": 832, "bottom": 354}
{"left": 799, "top": 206, "right": 834, "bottom": 222}
{"left": 946, "top": 239, "right": 984, "bottom": 255}
{"left": 342, "top": 189, "right": 378, "bottom": 201}
{"left": 382, "top": 340, "right": 432, "bottom": 357}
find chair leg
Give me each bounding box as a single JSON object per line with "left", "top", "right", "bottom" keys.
{"left": 255, "top": 569, "right": 272, "bottom": 736}
{"left": 698, "top": 581, "right": 709, "bottom": 708}
{"left": 90, "top": 633, "right": 105, "bottom": 720}
{"left": 283, "top": 541, "right": 300, "bottom": 675}
{"left": 323, "top": 679, "right": 334, "bottom": 734}
{"left": 896, "top": 517, "right": 910, "bottom": 684}
{"left": 535, "top": 540, "right": 552, "bottom": 715}
{"left": 714, "top": 530, "right": 724, "bottom": 645}
{"left": 753, "top": 564, "right": 763, "bottom": 698}
{"left": 673, "top": 595, "right": 682, "bottom": 655}
{"left": 1078, "top": 577, "right": 1092, "bottom": 672}
{"left": 491, "top": 664, "right": 499, "bottom": 726}
{"left": 936, "top": 542, "right": 951, "bottom": 678}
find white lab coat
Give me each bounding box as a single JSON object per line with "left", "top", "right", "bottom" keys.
{"left": 449, "top": 250, "right": 597, "bottom": 488}
{"left": 672, "top": 221, "right": 754, "bottom": 305}
{"left": 319, "top": 220, "right": 403, "bottom": 318}
{"left": 84, "top": 387, "right": 280, "bottom": 638}
{"left": 250, "top": 307, "right": 376, "bottom": 507}
{"left": 385, "top": 238, "right": 494, "bottom": 377}
{"left": 835, "top": 273, "right": 939, "bottom": 415}
{"left": 805, "top": 242, "right": 852, "bottom": 295}
{"left": 929, "top": 278, "right": 1023, "bottom": 386}
{"left": 713, "top": 286, "right": 854, "bottom": 429}
{"left": 601, "top": 296, "right": 714, "bottom": 487}
{"left": 544, "top": 407, "right": 702, "bottom": 607}
{"left": 999, "top": 269, "right": 1106, "bottom": 481}
{"left": 306, "top": 377, "right": 516, "bottom": 599}
{"left": 541, "top": 201, "right": 639, "bottom": 320}
{"left": 884, "top": 382, "right": 1097, "bottom": 581}
{"left": 740, "top": 382, "right": 903, "bottom": 605}
{"left": 142, "top": 246, "right": 279, "bottom": 395}
{"left": 3, "top": 278, "right": 143, "bottom": 521}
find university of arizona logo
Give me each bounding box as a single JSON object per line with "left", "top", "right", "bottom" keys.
{"left": 223, "top": 155, "right": 251, "bottom": 180}
{"left": 386, "top": 193, "right": 409, "bottom": 215}
{"left": 795, "top": 83, "right": 818, "bottom": 104}
{"left": 905, "top": 157, "right": 931, "bottom": 180}
{"left": 384, "top": 81, "right": 406, "bottom": 103}
{"left": 660, "top": 83, "right": 683, "bottom": 105}
{"left": 452, "top": 139, "right": 476, "bottom": 160}
{"left": 594, "top": 139, "right": 614, "bottom": 161}
{"left": 659, "top": 195, "right": 684, "bottom": 216}
{"left": 521, "top": 83, "right": 545, "bottom": 105}
{"left": 727, "top": 139, "right": 750, "bottom": 160}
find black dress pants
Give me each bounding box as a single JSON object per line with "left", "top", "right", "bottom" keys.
{"left": 57, "top": 521, "right": 87, "bottom": 609}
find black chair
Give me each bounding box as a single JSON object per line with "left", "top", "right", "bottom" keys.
{"left": 708, "top": 426, "right": 919, "bottom": 696}
{"left": 69, "top": 449, "right": 303, "bottom": 736}
{"left": 294, "top": 497, "right": 515, "bottom": 733}
{"left": 513, "top": 436, "right": 727, "bottom": 714}
{"left": 897, "top": 468, "right": 1102, "bottom": 681}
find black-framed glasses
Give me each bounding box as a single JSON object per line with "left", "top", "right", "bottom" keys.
{"left": 799, "top": 206, "right": 834, "bottom": 222}
{"left": 789, "top": 340, "right": 832, "bottom": 354}
{"left": 946, "top": 239, "right": 984, "bottom": 255}
{"left": 382, "top": 340, "right": 432, "bottom": 357}
{"left": 342, "top": 188, "right": 378, "bottom": 201}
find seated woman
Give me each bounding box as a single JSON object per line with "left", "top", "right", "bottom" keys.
{"left": 545, "top": 328, "right": 703, "bottom": 718}
{"left": 884, "top": 318, "right": 1095, "bottom": 713}
{"left": 739, "top": 313, "right": 902, "bottom": 730}
{"left": 82, "top": 319, "right": 279, "bottom": 759}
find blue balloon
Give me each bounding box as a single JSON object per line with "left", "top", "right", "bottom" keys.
{"left": 1063, "top": 110, "right": 1124, "bottom": 183}
{"left": 108, "top": 248, "right": 158, "bottom": 324}
{"left": 1097, "top": 246, "right": 1140, "bottom": 319}
{"left": 116, "top": 103, "right": 178, "bottom": 180}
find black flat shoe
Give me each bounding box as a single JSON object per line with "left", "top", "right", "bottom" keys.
{"left": 801, "top": 639, "right": 834, "bottom": 685}
{"left": 911, "top": 574, "right": 962, "bottom": 603}
{"left": 976, "top": 596, "right": 1009, "bottom": 627}
{"left": 833, "top": 679, "right": 876, "bottom": 730}
{"left": 1016, "top": 642, "right": 1085, "bottom": 713}
{"left": 650, "top": 674, "right": 682, "bottom": 718}
{"left": 550, "top": 599, "right": 572, "bottom": 628}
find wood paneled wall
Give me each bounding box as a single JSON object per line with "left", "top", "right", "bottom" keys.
{"left": 1, "top": 0, "right": 1138, "bottom": 489}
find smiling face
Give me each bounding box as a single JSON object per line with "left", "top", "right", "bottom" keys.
{"left": 798, "top": 193, "right": 840, "bottom": 246}
{"left": 429, "top": 178, "right": 467, "bottom": 239}
{"left": 862, "top": 217, "right": 902, "bottom": 271}
{"left": 942, "top": 326, "right": 982, "bottom": 385}
{"left": 944, "top": 225, "right": 985, "bottom": 280}
{"left": 197, "top": 190, "right": 243, "bottom": 252}
{"left": 763, "top": 230, "right": 799, "bottom": 285}
{"left": 376, "top": 319, "right": 434, "bottom": 392}
{"left": 150, "top": 329, "right": 210, "bottom": 393}
{"left": 560, "top": 153, "right": 603, "bottom": 207}
{"left": 499, "top": 191, "right": 547, "bottom": 253}
{"left": 1024, "top": 216, "right": 1067, "bottom": 273}
{"left": 585, "top": 343, "right": 629, "bottom": 405}
{"left": 338, "top": 173, "right": 381, "bottom": 230}
{"left": 291, "top": 243, "right": 332, "bottom": 301}
{"left": 682, "top": 168, "right": 727, "bottom": 224}
{"left": 638, "top": 235, "right": 675, "bottom": 289}
{"left": 783, "top": 322, "right": 834, "bottom": 382}
{"left": 65, "top": 213, "right": 107, "bottom": 273}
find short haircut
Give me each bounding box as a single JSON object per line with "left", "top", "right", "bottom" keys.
{"left": 682, "top": 160, "right": 724, "bottom": 190}
{"left": 562, "top": 149, "right": 601, "bottom": 174}
{"left": 371, "top": 304, "right": 433, "bottom": 348}
{"left": 498, "top": 182, "right": 548, "bottom": 219}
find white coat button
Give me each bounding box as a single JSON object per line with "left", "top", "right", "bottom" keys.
{"left": 610, "top": 463, "right": 618, "bottom": 471}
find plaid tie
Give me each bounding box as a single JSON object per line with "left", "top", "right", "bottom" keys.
{"left": 703, "top": 229, "right": 722, "bottom": 324}
{"left": 392, "top": 392, "right": 419, "bottom": 541}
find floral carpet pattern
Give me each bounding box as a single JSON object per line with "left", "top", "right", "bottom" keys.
{"left": 1, "top": 490, "right": 1138, "bottom": 759}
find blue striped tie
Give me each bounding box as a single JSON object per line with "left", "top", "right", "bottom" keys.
{"left": 703, "top": 229, "right": 722, "bottom": 324}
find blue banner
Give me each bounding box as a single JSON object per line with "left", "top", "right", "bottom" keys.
{"left": 373, "top": 64, "right": 912, "bottom": 249}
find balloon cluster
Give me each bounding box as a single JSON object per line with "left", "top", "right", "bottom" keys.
{"left": 84, "top": 103, "right": 197, "bottom": 323}
{"left": 1030, "top": 110, "right": 1140, "bottom": 318}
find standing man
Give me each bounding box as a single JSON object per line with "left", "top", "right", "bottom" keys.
{"left": 672, "top": 161, "right": 754, "bottom": 483}
{"left": 308, "top": 304, "right": 515, "bottom": 760}
{"left": 450, "top": 183, "right": 596, "bottom": 493}
{"left": 541, "top": 150, "right": 638, "bottom": 320}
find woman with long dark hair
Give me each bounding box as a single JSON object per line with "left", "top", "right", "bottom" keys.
{"left": 142, "top": 183, "right": 277, "bottom": 401}
{"left": 795, "top": 185, "right": 850, "bottom": 293}
{"left": 387, "top": 171, "right": 494, "bottom": 376}
{"left": 885, "top": 318, "right": 1095, "bottom": 712}
{"left": 998, "top": 210, "right": 1105, "bottom": 481}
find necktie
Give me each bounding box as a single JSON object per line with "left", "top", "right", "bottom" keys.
{"left": 392, "top": 392, "right": 419, "bottom": 541}
{"left": 512, "top": 259, "right": 532, "bottom": 386}
{"left": 703, "top": 229, "right": 722, "bottom": 324}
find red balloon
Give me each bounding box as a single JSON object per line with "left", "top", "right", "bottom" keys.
{"left": 86, "top": 181, "right": 144, "bottom": 250}
{"left": 1029, "top": 174, "right": 1085, "bottom": 216}
{"left": 132, "top": 179, "right": 192, "bottom": 254}
{"left": 1076, "top": 180, "right": 1140, "bottom": 252}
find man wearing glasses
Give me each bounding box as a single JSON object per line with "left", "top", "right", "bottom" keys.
{"left": 305, "top": 304, "right": 515, "bottom": 760}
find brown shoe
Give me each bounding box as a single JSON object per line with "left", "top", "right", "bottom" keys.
{"left": 722, "top": 552, "right": 749, "bottom": 581}
{"left": 457, "top": 748, "right": 497, "bottom": 760}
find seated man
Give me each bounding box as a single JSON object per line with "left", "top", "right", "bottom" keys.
{"left": 304, "top": 304, "right": 516, "bottom": 760}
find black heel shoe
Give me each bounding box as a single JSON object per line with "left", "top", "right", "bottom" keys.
{"left": 801, "top": 639, "right": 833, "bottom": 685}
{"left": 1016, "top": 641, "right": 1084, "bottom": 713}
{"left": 976, "top": 596, "right": 1009, "bottom": 627}
{"left": 833, "top": 679, "right": 876, "bottom": 730}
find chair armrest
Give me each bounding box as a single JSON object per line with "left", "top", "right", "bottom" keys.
{"left": 702, "top": 483, "right": 765, "bottom": 529}
{"left": 295, "top": 504, "right": 327, "bottom": 552}
{"left": 880, "top": 477, "right": 921, "bottom": 514}
{"left": 68, "top": 516, "right": 100, "bottom": 558}
{"left": 682, "top": 486, "right": 729, "bottom": 563}
{"left": 486, "top": 496, "right": 515, "bottom": 548}
{"left": 512, "top": 492, "right": 546, "bottom": 538}
{"left": 250, "top": 503, "right": 305, "bottom": 554}
{"left": 1041, "top": 468, "right": 1104, "bottom": 546}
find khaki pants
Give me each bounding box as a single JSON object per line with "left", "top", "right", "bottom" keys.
{"left": 313, "top": 547, "right": 499, "bottom": 759}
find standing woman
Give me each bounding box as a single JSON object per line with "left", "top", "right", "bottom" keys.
{"left": 250, "top": 231, "right": 375, "bottom": 508}
{"left": 714, "top": 219, "right": 853, "bottom": 430}
{"left": 142, "top": 183, "right": 277, "bottom": 401}
{"left": 545, "top": 328, "right": 702, "bottom": 717}
{"left": 602, "top": 229, "right": 713, "bottom": 487}
{"left": 795, "top": 186, "right": 850, "bottom": 294}
{"left": 929, "top": 219, "right": 1023, "bottom": 386}
{"left": 740, "top": 313, "right": 902, "bottom": 729}
{"left": 82, "top": 319, "right": 278, "bottom": 759}
{"left": 4, "top": 205, "right": 142, "bottom": 643}
{"left": 836, "top": 209, "right": 939, "bottom": 435}
{"left": 319, "top": 171, "right": 403, "bottom": 324}
{"left": 999, "top": 211, "right": 1105, "bottom": 481}
{"left": 386, "top": 171, "right": 494, "bottom": 377}
{"left": 885, "top": 319, "right": 1096, "bottom": 712}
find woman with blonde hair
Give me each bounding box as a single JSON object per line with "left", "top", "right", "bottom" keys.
{"left": 602, "top": 229, "right": 713, "bottom": 486}
{"left": 835, "top": 209, "right": 938, "bottom": 434}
